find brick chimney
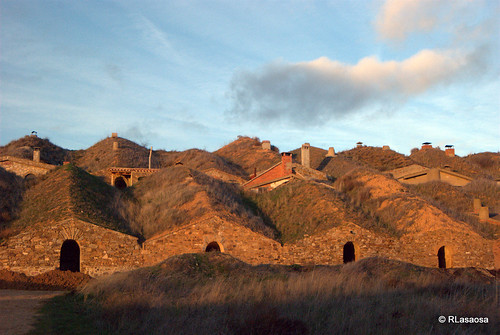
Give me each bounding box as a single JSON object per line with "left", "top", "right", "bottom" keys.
{"left": 356, "top": 141, "right": 363, "bottom": 148}
{"left": 445, "top": 145, "right": 455, "bottom": 157}
{"left": 262, "top": 140, "right": 271, "bottom": 150}
{"left": 281, "top": 152, "right": 293, "bottom": 175}
{"left": 421, "top": 142, "right": 432, "bottom": 150}
{"left": 111, "top": 132, "right": 118, "bottom": 138}
{"left": 382, "top": 145, "right": 390, "bottom": 151}
{"left": 301, "top": 143, "right": 310, "bottom": 168}
{"left": 33, "top": 147, "right": 40, "bottom": 163}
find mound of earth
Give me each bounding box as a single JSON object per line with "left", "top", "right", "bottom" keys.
{"left": 0, "top": 269, "right": 92, "bottom": 291}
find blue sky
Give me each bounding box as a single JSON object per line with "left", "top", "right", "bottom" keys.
{"left": 1, "top": 0, "right": 499, "bottom": 156}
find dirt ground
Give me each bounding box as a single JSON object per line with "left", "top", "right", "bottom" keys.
{"left": 0, "top": 289, "right": 65, "bottom": 335}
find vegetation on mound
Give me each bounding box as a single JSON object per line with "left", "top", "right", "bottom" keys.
{"left": 407, "top": 180, "right": 499, "bottom": 239}
{"left": 410, "top": 147, "right": 497, "bottom": 179}
{"left": 215, "top": 136, "right": 281, "bottom": 175}
{"left": 0, "top": 135, "right": 70, "bottom": 165}
{"left": 11, "top": 165, "right": 131, "bottom": 235}
{"left": 0, "top": 167, "right": 24, "bottom": 225}
{"left": 32, "top": 254, "right": 498, "bottom": 335}
{"left": 244, "top": 179, "right": 385, "bottom": 243}
{"left": 161, "top": 149, "right": 248, "bottom": 178}
{"left": 71, "top": 136, "right": 159, "bottom": 174}
{"left": 116, "top": 166, "right": 275, "bottom": 240}
{"left": 337, "top": 146, "right": 414, "bottom": 172}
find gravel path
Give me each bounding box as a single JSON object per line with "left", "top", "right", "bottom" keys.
{"left": 0, "top": 289, "right": 66, "bottom": 335}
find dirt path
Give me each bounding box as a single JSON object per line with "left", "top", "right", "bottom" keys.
{"left": 0, "top": 289, "right": 66, "bottom": 335}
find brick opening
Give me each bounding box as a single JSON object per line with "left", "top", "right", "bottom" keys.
{"left": 343, "top": 242, "right": 356, "bottom": 263}
{"left": 437, "top": 246, "right": 451, "bottom": 269}
{"left": 205, "top": 241, "right": 222, "bottom": 252}
{"left": 114, "top": 177, "right": 127, "bottom": 190}
{"left": 60, "top": 239, "right": 80, "bottom": 272}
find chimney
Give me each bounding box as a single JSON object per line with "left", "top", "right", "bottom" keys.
{"left": 326, "top": 147, "right": 335, "bottom": 157}
{"left": 445, "top": 145, "right": 455, "bottom": 157}
{"left": 421, "top": 142, "right": 432, "bottom": 150}
{"left": 281, "top": 152, "right": 293, "bottom": 175}
{"left": 473, "top": 198, "right": 482, "bottom": 213}
{"left": 262, "top": 140, "right": 271, "bottom": 150}
{"left": 479, "top": 206, "right": 489, "bottom": 221}
{"left": 382, "top": 145, "right": 390, "bottom": 151}
{"left": 111, "top": 132, "right": 118, "bottom": 138}
{"left": 356, "top": 141, "right": 363, "bottom": 148}
{"left": 301, "top": 143, "right": 310, "bottom": 168}
{"left": 113, "top": 141, "right": 119, "bottom": 151}
{"left": 33, "top": 147, "right": 40, "bottom": 163}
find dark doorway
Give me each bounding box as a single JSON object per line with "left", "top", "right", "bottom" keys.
{"left": 60, "top": 239, "right": 80, "bottom": 272}
{"left": 205, "top": 242, "right": 221, "bottom": 252}
{"left": 343, "top": 242, "right": 355, "bottom": 263}
{"left": 114, "top": 177, "right": 127, "bottom": 190}
{"left": 438, "top": 246, "right": 446, "bottom": 269}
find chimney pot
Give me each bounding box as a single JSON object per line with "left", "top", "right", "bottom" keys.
{"left": 33, "top": 147, "right": 40, "bottom": 162}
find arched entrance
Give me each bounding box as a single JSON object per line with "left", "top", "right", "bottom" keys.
{"left": 114, "top": 177, "right": 127, "bottom": 190}
{"left": 60, "top": 239, "right": 80, "bottom": 272}
{"left": 343, "top": 242, "right": 356, "bottom": 263}
{"left": 205, "top": 241, "right": 222, "bottom": 252}
{"left": 437, "top": 246, "right": 451, "bottom": 269}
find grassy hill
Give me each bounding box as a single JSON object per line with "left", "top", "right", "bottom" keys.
{"left": 338, "top": 146, "right": 414, "bottom": 172}
{"left": 71, "top": 136, "right": 159, "bottom": 174}
{"left": 0, "top": 167, "right": 24, "bottom": 235}
{"left": 32, "top": 253, "right": 497, "bottom": 335}
{"left": 11, "top": 164, "right": 131, "bottom": 235}
{"left": 244, "top": 179, "right": 385, "bottom": 243}
{"left": 120, "top": 165, "right": 276, "bottom": 240}
{"left": 214, "top": 136, "right": 281, "bottom": 175}
{"left": 0, "top": 135, "right": 70, "bottom": 165}
{"left": 160, "top": 149, "right": 248, "bottom": 179}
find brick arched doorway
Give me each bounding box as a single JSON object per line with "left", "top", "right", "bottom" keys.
{"left": 60, "top": 239, "right": 80, "bottom": 272}
{"left": 205, "top": 241, "right": 222, "bottom": 252}
{"left": 343, "top": 241, "right": 356, "bottom": 263}
{"left": 114, "top": 177, "right": 127, "bottom": 190}
{"left": 437, "top": 246, "right": 452, "bottom": 269}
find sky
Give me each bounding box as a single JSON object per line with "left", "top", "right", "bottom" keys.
{"left": 1, "top": 0, "right": 499, "bottom": 156}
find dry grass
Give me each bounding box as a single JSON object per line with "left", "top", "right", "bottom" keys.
{"left": 71, "top": 253, "right": 499, "bottom": 335}
{"left": 0, "top": 167, "right": 24, "bottom": 226}
{"left": 407, "top": 180, "right": 499, "bottom": 239}
{"left": 117, "top": 166, "right": 275, "bottom": 240}
{"left": 215, "top": 136, "right": 281, "bottom": 175}
{"left": 337, "top": 146, "right": 414, "bottom": 172}
{"left": 0, "top": 135, "right": 70, "bottom": 165}
{"left": 244, "top": 179, "right": 384, "bottom": 243}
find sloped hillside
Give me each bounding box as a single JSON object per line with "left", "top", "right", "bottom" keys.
{"left": 72, "top": 136, "right": 161, "bottom": 174}
{"left": 410, "top": 147, "right": 483, "bottom": 178}
{"left": 244, "top": 179, "right": 383, "bottom": 243}
{"left": 337, "top": 146, "right": 414, "bottom": 172}
{"left": 0, "top": 135, "right": 69, "bottom": 165}
{"left": 0, "top": 167, "right": 24, "bottom": 227}
{"left": 336, "top": 169, "right": 498, "bottom": 239}
{"left": 464, "top": 152, "right": 500, "bottom": 179}
{"left": 12, "top": 165, "right": 130, "bottom": 234}
{"left": 121, "top": 166, "right": 275, "bottom": 239}
{"left": 214, "top": 136, "right": 281, "bottom": 175}
{"left": 317, "top": 156, "right": 363, "bottom": 181}
{"left": 160, "top": 149, "right": 248, "bottom": 179}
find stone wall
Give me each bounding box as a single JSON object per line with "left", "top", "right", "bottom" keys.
{"left": 144, "top": 216, "right": 281, "bottom": 265}
{"left": 0, "top": 156, "right": 55, "bottom": 178}
{"left": 0, "top": 218, "right": 144, "bottom": 277}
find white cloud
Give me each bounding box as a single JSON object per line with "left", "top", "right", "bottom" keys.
{"left": 227, "top": 48, "right": 473, "bottom": 126}
{"left": 375, "top": 0, "right": 446, "bottom": 41}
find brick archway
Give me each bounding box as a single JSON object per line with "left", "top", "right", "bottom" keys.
{"left": 205, "top": 241, "right": 223, "bottom": 252}
{"left": 437, "top": 246, "right": 452, "bottom": 269}
{"left": 60, "top": 239, "right": 80, "bottom": 272}
{"left": 343, "top": 241, "right": 356, "bottom": 263}
{"left": 114, "top": 177, "right": 128, "bottom": 190}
